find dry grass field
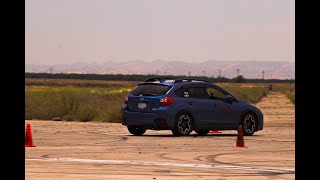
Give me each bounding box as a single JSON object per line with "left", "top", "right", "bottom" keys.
{"left": 26, "top": 78, "right": 288, "bottom": 122}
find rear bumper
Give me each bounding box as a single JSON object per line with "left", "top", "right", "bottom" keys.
{"left": 121, "top": 105, "right": 174, "bottom": 129}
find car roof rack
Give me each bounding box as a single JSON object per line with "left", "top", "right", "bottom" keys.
{"left": 144, "top": 77, "right": 176, "bottom": 83}
{"left": 144, "top": 77, "right": 211, "bottom": 84}
{"left": 173, "top": 78, "right": 211, "bottom": 83}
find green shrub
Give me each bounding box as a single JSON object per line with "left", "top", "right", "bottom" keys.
{"left": 25, "top": 86, "right": 129, "bottom": 122}
{"left": 284, "top": 92, "right": 295, "bottom": 104}
{"left": 222, "top": 86, "right": 269, "bottom": 104}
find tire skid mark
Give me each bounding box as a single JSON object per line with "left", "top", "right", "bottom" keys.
{"left": 206, "top": 153, "right": 294, "bottom": 176}
{"left": 194, "top": 155, "right": 205, "bottom": 162}
{"left": 26, "top": 157, "right": 294, "bottom": 174}
{"left": 35, "top": 146, "right": 143, "bottom": 159}
{"left": 207, "top": 152, "right": 292, "bottom": 165}
{"left": 27, "top": 171, "right": 274, "bottom": 177}
{"left": 26, "top": 165, "right": 287, "bottom": 177}
{"left": 158, "top": 153, "right": 192, "bottom": 163}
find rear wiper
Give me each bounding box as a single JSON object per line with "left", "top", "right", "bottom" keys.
{"left": 140, "top": 93, "right": 157, "bottom": 96}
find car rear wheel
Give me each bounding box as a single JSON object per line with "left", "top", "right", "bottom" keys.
{"left": 127, "top": 126, "right": 146, "bottom": 136}
{"left": 241, "top": 112, "right": 257, "bottom": 136}
{"left": 172, "top": 113, "right": 193, "bottom": 136}
{"left": 171, "top": 129, "right": 179, "bottom": 136}
{"left": 195, "top": 130, "right": 210, "bottom": 136}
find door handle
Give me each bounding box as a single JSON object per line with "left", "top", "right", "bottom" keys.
{"left": 188, "top": 101, "right": 193, "bottom": 105}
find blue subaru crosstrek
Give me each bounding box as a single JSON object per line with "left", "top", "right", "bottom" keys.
{"left": 121, "top": 78, "right": 263, "bottom": 136}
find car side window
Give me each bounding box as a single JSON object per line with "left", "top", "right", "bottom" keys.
{"left": 187, "top": 85, "right": 207, "bottom": 99}
{"left": 174, "top": 87, "right": 189, "bottom": 98}
{"left": 206, "top": 86, "right": 227, "bottom": 100}
{"left": 175, "top": 85, "right": 207, "bottom": 99}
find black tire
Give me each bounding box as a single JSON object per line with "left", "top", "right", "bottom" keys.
{"left": 172, "top": 112, "right": 193, "bottom": 136}
{"left": 195, "top": 130, "right": 210, "bottom": 136}
{"left": 127, "top": 126, "right": 146, "bottom": 136}
{"left": 171, "top": 129, "right": 179, "bottom": 136}
{"left": 241, "top": 112, "right": 257, "bottom": 136}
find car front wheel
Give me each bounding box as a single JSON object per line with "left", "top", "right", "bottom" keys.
{"left": 127, "top": 126, "right": 146, "bottom": 136}
{"left": 241, "top": 112, "right": 257, "bottom": 136}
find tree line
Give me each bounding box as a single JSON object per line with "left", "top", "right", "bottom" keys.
{"left": 25, "top": 73, "right": 295, "bottom": 83}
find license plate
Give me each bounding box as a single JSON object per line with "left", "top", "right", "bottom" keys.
{"left": 138, "top": 102, "right": 147, "bottom": 109}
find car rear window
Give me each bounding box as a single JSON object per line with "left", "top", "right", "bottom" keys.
{"left": 130, "top": 84, "right": 172, "bottom": 96}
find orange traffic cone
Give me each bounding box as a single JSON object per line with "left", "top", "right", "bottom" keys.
{"left": 236, "top": 125, "right": 246, "bottom": 148}
{"left": 25, "top": 124, "right": 36, "bottom": 147}
{"left": 210, "top": 130, "right": 222, "bottom": 133}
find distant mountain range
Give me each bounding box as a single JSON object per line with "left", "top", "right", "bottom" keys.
{"left": 25, "top": 60, "right": 295, "bottom": 79}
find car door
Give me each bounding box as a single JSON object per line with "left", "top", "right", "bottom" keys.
{"left": 176, "top": 84, "right": 224, "bottom": 129}
{"left": 205, "top": 85, "right": 238, "bottom": 128}
{"left": 186, "top": 85, "right": 213, "bottom": 124}
{"left": 174, "top": 85, "right": 213, "bottom": 125}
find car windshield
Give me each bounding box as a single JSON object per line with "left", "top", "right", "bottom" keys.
{"left": 131, "top": 84, "right": 171, "bottom": 96}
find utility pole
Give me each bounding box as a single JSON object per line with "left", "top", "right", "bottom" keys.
{"left": 49, "top": 67, "right": 53, "bottom": 74}
{"left": 237, "top": 69, "right": 240, "bottom": 76}
{"left": 262, "top": 70, "right": 265, "bottom": 80}
{"left": 188, "top": 71, "right": 191, "bottom": 77}
{"left": 202, "top": 70, "right": 206, "bottom": 77}
{"left": 156, "top": 68, "right": 159, "bottom": 76}
{"left": 218, "top": 69, "right": 221, "bottom": 77}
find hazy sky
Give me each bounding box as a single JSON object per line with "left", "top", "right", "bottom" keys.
{"left": 26, "top": 0, "right": 295, "bottom": 65}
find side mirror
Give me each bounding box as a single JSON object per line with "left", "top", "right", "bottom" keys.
{"left": 225, "top": 95, "right": 234, "bottom": 104}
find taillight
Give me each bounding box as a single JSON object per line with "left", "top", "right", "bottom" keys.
{"left": 124, "top": 96, "right": 128, "bottom": 104}
{"left": 160, "top": 97, "right": 174, "bottom": 106}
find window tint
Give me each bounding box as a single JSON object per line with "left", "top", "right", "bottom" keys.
{"left": 175, "top": 87, "right": 189, "bottom": 98}
{"left": 131, "top": 84, "right": 171, "bottom": 96}
{"left": 175, "top": 85, "right": 207, "bottom": 98}
{"left": 188, "top": 86, "right": 207, "bottom": 98}
{"left": 206, "top": 86, "right": 227, "bottom": 99}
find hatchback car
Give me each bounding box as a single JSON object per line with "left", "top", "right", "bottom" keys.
{"left": 121, "top": 78, "right": 263, "bottom": 136}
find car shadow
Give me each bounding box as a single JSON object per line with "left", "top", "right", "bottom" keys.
{"left": 124, "top": 134, "right": 238, "bottom": 137}
{"left": 123, "top": 133, "right": 263, "bottom": 137}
